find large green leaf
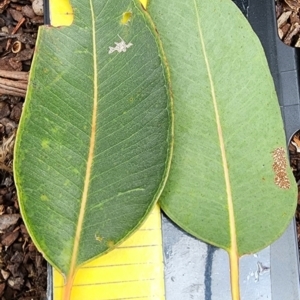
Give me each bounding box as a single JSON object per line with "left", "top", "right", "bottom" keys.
{"left": 148, "top": 0, "right": 296, "bottom": 257}
{"left": 14, "top": 0, "right": 172, "bottom": 293}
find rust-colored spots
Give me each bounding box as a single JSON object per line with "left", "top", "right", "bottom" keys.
{"left": 272, "top": 147, "right": 291, "bottom": 189}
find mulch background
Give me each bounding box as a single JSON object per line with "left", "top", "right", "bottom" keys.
{"left": 276, "top": 0, "right": 300, "bottom": 46}
{"left": 0, "top": 0, "right": 47, "bottom": 299}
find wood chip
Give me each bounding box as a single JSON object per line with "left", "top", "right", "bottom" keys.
{"left": 0, "top": 282, "right": 5, "bottom": 296}
{"left": 1, "top": 230, "right": 19, "bottom": 247}
{"left": 21, "top": 5, "right": 35, "bottom": 19}
{"left": 0, "top": 0, "right": 10, "bottom": 14}
{"left": 284, "top": 22, "right": 300, "bottom": 44}
{"left": 0, "top": 214, "right": 19, "bottom": 231}
{"left": 8, "top": 8, "right": 23, "bottom": 22}
{"left": 0, "top": 70, "right": 28, "bottom": 81}
{"left": 8, "top": 276, "right": 24, "bottom": 290}
{"left": 284, "top": 0, "right": 300, "bottom": 11}
{"left": 278, "top": 10, "right": 292, "bottom": 27}
{"left": 1, "top": 269, "right": 10, "bottom": 280}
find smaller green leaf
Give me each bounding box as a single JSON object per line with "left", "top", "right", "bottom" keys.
{"left": 147, "top": 1, "right": 297, "bottom": 298}
{"left": 149, "top": 0, "right": 297, "bottom": 256}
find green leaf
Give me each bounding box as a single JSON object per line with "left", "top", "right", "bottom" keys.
{"left": 148, "top": 0, "right": 297, "bottom": 256}
{"left": 14, "top": 0, "right": 172, "bottom": 293}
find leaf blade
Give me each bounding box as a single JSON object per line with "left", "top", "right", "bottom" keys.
{"left": 14, "top": 0, "right": 172, "bottom": 280}
{"left": 148, "top": 0, "right": 297, "bottom": 255}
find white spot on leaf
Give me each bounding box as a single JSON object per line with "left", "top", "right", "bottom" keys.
{"left": 108, "top": 35, "right": 133, "bottom": 54}
{"left": 95, "top": 234, "right": 103, "bottom": 242}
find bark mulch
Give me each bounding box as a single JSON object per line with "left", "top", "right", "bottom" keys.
{"left": 276, "top": 0, "right": 300, "bottom": 46}
{"left": 289, "top": 132, "right": 300, "bottom": 251}
{"left": 0, "top": 0, "right": 47, "bottom": 299}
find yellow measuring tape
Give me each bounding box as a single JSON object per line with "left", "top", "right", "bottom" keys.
{"left": 48, "top": 0, "right": 73, "bottom": 27}
{"left": 53, "top": 205, "right": 165, "bottom": 299}
{"left": 48, "top": 1, "right": 165, "bottom": 299}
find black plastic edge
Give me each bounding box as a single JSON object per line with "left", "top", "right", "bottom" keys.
{"left": 46, "top": 263, "right": 53, "bottom": 300}
{"left": 44, "top": 0, "right": 50, "bottom": 25}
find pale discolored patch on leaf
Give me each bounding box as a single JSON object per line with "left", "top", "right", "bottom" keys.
{"left": 108, "top": 36, "right": 133, "bottom": 54}
{"left": 121, "top": 11, "right": 132, "bottom": 25}
{"left": 272, "top": 147, "right": 291, "bottom": 189}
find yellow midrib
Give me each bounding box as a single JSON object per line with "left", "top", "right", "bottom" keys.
{"left": 67, "top": 0, "right": 98, "bottom": 288}
{"left": 193, "top": 1, "right": 239, "bottom": 297}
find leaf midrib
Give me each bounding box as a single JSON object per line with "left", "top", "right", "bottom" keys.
{"left": 192, "top": 0, "right": 238, "bottom": 255}
{"left": 68, "top": 0, "right": 98, "bottom": 279}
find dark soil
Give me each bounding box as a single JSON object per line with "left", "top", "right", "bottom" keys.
{"left": 289, "top": 132, "right": 300, "bottom": 248}
{"left": 0, "top": 0, "right": 47, "bottom": 299}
